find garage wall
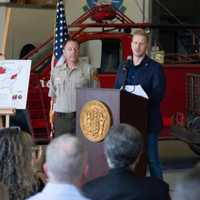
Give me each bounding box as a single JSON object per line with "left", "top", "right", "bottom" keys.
{"left": 6, "top": 7, "right": 55, "bottom": 58}
{"left": 0, "top": 0, "right": 150, "bottom": 59}
{"left": 65, "top": 0, "right": 150, "bottom": 23}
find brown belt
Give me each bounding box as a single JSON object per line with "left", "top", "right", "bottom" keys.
{"left": 55, "top": 112, "right": 76, "bottom": 117}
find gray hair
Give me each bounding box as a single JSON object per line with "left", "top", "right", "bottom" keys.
{"left": 104, "top": 123, "right": 143, "bottom": 168}
{"left": 46, "top": 134, "right": 85, "bottom": 183}
{"left": 173, "top": 164, "right": 200, "bottom": 200}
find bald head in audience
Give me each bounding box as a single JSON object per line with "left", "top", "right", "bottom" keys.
{"left": 44, "top": 134, "right": 85, "bottom": 184}
{"left": 27, "top": 134, "right": 90, "bottom": 200}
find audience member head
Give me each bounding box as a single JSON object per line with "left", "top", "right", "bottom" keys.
{"left": 44, "top": 134, "right": 85, "bottom": 185}
{"left": 0, "top": 127, "right": 39, "bottom": 200}
{"left": 173, "top": 163, "right": 200, "bottom": 200}
{"left": 19, "top": 43, "right": 36, "bottom": 59}
{"left": 104, "top": 123, "right": 143, "bottom": 169}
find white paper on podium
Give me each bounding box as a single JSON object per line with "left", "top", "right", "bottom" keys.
{"left": 125, "top": 85, "right": 149, "bottom": 99}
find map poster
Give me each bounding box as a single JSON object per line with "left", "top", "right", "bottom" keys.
{"left": 0, "top": 60, "right": 31, "bottom": 109}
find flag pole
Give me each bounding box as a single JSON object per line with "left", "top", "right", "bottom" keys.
{"left": 49, "top": 2, "right": 57, "bottom": 134}
{"left": 49, "top": 0, "right": 68, "bottom": 136}
{"left": 0, "top": 7, "right": 11, "bottom": 59}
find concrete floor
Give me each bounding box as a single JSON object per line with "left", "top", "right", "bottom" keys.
{"left": 158, "top": 139, "right": 200, "bottom": 194}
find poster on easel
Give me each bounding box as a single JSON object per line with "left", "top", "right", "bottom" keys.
{"left": 0, "top": 60, "right": 31, "bottom": 109}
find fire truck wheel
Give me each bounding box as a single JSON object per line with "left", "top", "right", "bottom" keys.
{"left": 189, "top": 143, "right": 200, "bottom": 156}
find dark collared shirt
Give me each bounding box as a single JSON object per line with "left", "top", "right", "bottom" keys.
{"left": 115, "top": 55, "right": 166, "bottom": 132}
{"left": 48, "top": 62, "right": 91, "bottom": 113}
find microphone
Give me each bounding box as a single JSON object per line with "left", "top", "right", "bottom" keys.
{"left": 127, "top": 55, "right": 132, "bottom": 65}
{"left": 123, "top": 55, "right": 132, "bottom": 71}
{"left": 122, "top": 55, "right": 132, "bottom": 90}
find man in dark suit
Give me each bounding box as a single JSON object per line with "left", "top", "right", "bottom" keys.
{"left": 82, "top": 123, "right": 170, "bottom": 200}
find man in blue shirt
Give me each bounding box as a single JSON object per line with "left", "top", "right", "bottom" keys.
{"left": 115, "top": 29, "right": 166, "bottom": 178}
{"left": 27, "top": 134, "right": 90, "bottom": 200}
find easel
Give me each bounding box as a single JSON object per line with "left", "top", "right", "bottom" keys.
{"left": 0, "top": 8, "right": 13, "bottom": 128}
{"left": 0, "top": 7, "right": 11, "bottom": 59}
{"left": 0, "top": 108, "right": 15, "bottom": 128}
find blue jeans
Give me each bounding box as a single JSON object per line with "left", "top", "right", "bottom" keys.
{"left": 147, "top": 132, "right": 163, "bottom": 179}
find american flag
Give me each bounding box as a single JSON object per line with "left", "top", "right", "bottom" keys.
{"left": 54, "top": 0, "right": 69, "bottom": 67}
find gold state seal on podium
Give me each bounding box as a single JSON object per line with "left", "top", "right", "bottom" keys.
{"left": 80, "top": 100, "right": 112, "bottom": 142}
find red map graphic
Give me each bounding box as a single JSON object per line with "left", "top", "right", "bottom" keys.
{"left": 0, "top": 66, "right": 6, "bottom": 74}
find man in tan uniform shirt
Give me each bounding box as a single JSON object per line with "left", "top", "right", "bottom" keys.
{"left": 49, "top": 39, "right": 92, "bottom": 137}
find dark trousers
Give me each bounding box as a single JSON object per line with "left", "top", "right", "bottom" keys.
{"left": 53, "top": 112, "right": 76, "bottom": 137}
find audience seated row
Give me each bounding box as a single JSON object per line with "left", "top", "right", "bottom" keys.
{"left": 0, "top": 124, "right": 199, "bottom": 200}
{"left": 27, "top": 124, "right": 170, "bottom": 200}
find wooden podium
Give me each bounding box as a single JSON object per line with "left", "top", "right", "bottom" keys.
{"left": 76, "top": 88, "right": 148, "bottom": 182}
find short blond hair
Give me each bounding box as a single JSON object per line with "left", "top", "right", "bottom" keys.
{"left": 132, "top": 29, "right": 149, "bottom": 43}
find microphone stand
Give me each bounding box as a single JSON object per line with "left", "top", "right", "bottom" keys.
{"left": 122, "top": 56, "right": 132, "bottom": 90}
{"left": 122, "top": 65, "right": 128, "bottom": 90}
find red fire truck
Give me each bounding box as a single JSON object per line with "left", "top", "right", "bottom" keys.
{"left": 17, "top": 5, "right": 200, "bottom": 153}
